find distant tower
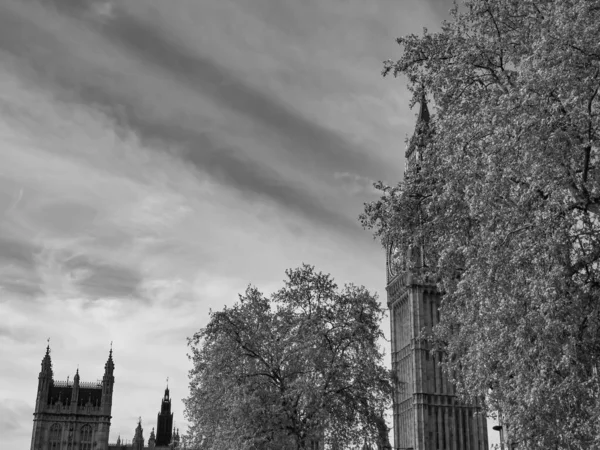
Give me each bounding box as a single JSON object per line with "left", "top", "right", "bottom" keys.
{"left": 148, "top": 427, "right": 156, "bottom": 448}
{"left": 155, "top": 383, "right": 173, "bottom": 446}
{"left": 30, "top": 344, "right": 115, "bottom": 450}
{"left": 387, "top": 96, "right": 489, "bottom": 449}
{"left": 173, "top": 427, "right": 180, "bottom": 448}
{"left": 132, "top": 418, "right": 145, "bottom": 450}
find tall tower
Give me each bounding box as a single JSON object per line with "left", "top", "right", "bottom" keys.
{"left": 387, "top": 97, "right": 489, "bottom": 450}
{"left": 155, "top": 384, "right": 173, "bottom": 446}
{"left": 30, "top": 344, "right": 115, "bottom": 450}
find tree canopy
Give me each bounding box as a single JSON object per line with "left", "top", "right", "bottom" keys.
{"left": 183, "top": 265, "right": 391, "bottom": 450}
{"left": 362, "top": 0, "right": 600, "bottom": 448}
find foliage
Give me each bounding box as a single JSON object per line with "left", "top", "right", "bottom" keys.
{"left": 183, "top": 265, "right": 391, "bottom": 450}
{"left": 362, "top": 1, "right": 600, "bottom": 448}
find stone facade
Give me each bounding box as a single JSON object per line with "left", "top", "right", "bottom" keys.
{"left": 30, "top": 346, "right": 179, "bottom": 450}
{"left": 30, "top": 346, "right": 114, "bottom": 450}
{"left": 387, "top": 98, "right": 489, "bottom": 449}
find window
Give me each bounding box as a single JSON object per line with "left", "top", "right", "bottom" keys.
{"left": 49, "top": 423, "right": 62, "bottom": 449}
{"left": 80, "top": 425, "right": 93, "bottom": 450}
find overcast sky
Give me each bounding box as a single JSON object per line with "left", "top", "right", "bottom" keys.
{"left": 0, "top": 0, "right": 499, "bottom": 447}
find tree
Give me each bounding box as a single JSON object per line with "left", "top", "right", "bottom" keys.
{"left": 183, "top": 265, "right": 392, "bottom": 450}
{"left": 361, "top": 1, "right": 600, "bottom": 448}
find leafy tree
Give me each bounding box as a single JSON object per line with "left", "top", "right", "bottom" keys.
{"left": 183, "top": 265, "right": 391, "bottom": 450}
{"left": 362, "top": 1, "right": 600, "bottom": 448}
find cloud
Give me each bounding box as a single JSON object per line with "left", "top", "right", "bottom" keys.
{"left": 0, "top": 234, "right": 37, "bottom": 272}
{"left": 334, "top": 172, "right": 380, "bottom": 196}
{"left": 61, "top": 253, "right": 142, "bottom": 300}
{"left": 95, "top": 7, "right": 379, "bottom": 174}
{"left": 0, "top": 0, "right": 369, "bottom": 235}
{"left": 0, "top": 233, "right": 43, "bottom": 297}
{"left": 32, "top": 201, "right": 99, "bottom": 236}
{"left": 0, "top": 398, "right": 32, "bottom": 435}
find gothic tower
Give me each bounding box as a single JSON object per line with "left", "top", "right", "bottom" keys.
{"left": 132, "top": 419, "right": 145, "bottom": 450}
{"left": 386, "top": 97, "right": 489, "bottom": 449}
{"left": 155, "top": 384, "right": 173, "bottom": 446}
{"left": 30, "top": 344, "right": 115, "bottom": 450}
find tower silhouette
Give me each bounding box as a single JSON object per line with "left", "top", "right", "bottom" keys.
{"left": 155, "top": 384, "right": 173, "bottom": 446}
{"left": 387, "top": 97, "right": 489, "bottom": 449}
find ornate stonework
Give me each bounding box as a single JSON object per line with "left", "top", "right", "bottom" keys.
{"left": 30, "top": 346, "right": 114, "bottom": 450}
{"left": 387, "top": 98, "right": 489, "bottom": 449}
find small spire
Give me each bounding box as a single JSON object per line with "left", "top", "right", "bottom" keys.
{"left": 405, "top": 91, "right": 431, "bottom": 164}
{"left": 41, "top": 340, "right": 53, "bottom": 375}
{"left": 417, "top": 90, "right": 430, "bottom": 124}
{"left": 104, "top": 344, "right": 115, "bottom": 375}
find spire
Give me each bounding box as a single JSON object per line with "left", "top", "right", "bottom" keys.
{"left": 405, "top": 91, "right": 431, "bottom": 166}
{"left": 104, "top": 344, "right": 114, "bottom": 375}
{"left": 116, "top": 435, "right": 121, "bottom": 446}
{"left": 133, "top": 417, "right": 145, "bottom": 447}
{"left": 164, "top": 377, "right": 170, "bottom": 400}
{"left": 148, "top": 426, "right": 156, "bottom": 449}
{"left": 417, "top": 91, "right": 430, "bottom": 124}
{"left": 74, "top": 367, "right": 80, "bottom": 383}
{"left": 41, "top": 341, "right": 53, "bottom": 376}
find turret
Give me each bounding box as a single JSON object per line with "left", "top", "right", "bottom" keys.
{"left": 173, "top": 427, "right": 180, "bottom": 448}
{"left": 156, "top": 383, "right": 173, "bottom": 446}
{"left": 35, "top": 344, "right": 53, "bottom": 413}
{"left": 102, "top": 347, "right": 115, "bottom": 415}
{"left": 71, "top": 368, "right": 80, "bottom": 412}
{"left": 132, "top": 418, "right": 145, "bottom": 450}
{"left": 148, "top": 427, "right": 156, "bottom": 448}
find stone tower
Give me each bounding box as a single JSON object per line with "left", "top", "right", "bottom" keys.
{"left": 148, "top": 427, "right": 156, "bottom": 448}
{"left": 155, "top": 384, "right": 173, "bottom": 446}
{"left": 386, "top": 97, "right": 489, "bottom": 449}
{"left": 132, "top": 419, "right": 145, "bottom": 450}
{"left": 30, "top": 344, "right": 115, "bottom": 450}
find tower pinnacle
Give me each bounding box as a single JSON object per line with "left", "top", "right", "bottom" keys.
{"left": 417, "top": 91, "right": 430, "bottom": 124}
{"left": 104, "top": 345, "right": 114, "bottom": 375}
{"left": 40, "top": 342, "right": 53, "bottom": 375}
{"left": 405, "top": 92, "right": 431, "bottom": 167}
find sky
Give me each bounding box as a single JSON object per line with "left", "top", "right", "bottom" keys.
{"left": 0, "top": 0, "right": 499, "bottom": 447}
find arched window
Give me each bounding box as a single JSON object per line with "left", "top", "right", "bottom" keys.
{"left": 80, "top": 425, "right": 93, "bottom": 450}
{"left": 49, "top": 423, "right": 62, "bottom": 449}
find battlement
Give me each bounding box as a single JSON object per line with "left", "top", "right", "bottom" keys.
{"left": 80, "top": 380, "right": 103, "bottom": 388}
{"left": 53, "top": 379, "right": 103, "bottom": 388}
